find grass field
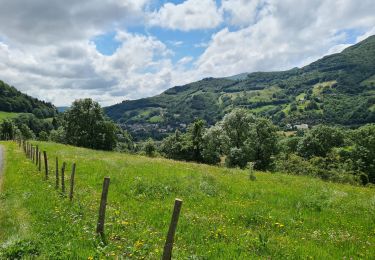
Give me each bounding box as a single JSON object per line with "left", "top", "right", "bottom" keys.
{"left": 0, "top": 111, "right": 20, "bottom": 122}
{"left": 0, "top": 141, "right": 374, "bottom": 259}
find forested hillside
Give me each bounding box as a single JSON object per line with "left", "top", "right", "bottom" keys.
{"left": 105, "top": 35, "right": 375, "bottom": 140}
{"left": 0, "top": 80, "right": 56, "bottom": 118}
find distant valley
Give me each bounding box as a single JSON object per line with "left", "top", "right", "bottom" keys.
{"left": 105, "top": 36, "right": 375, "bottom": 140}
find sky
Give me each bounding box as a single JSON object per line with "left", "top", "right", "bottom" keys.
{"left": 0, "top": 0, "right": 374, "bottom": 106}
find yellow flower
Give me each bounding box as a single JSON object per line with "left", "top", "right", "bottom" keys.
{"left": 121, "top": 221, "right": 129, "bottom": 225}
{"left": 135, "top": 240, "right": 144, "bottom": 248}
{"left": 87, "top": 257, "right": 93, "bottom": 260}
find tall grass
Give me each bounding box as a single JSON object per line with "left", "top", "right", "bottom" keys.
{"left": 0, "top": 141, "right": 374, "bottom": 259}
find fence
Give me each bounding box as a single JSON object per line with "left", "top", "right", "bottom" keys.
{"left": 15, "top": 139, "right": 182, "bottom": 260}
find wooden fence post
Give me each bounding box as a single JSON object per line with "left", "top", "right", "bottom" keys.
{"left": 32, "top": 146, "right": 35, "bottom": 163}
{"left": 55, "top": 157, "right": 59, "bottom": 189}
{"left": 69, "top": 163, "right": 76, "bottom": 201}
{"left": 96, "top": 177, "right": 110, "bottom": 236}
{"left": 162, "top": 199, "right": 183, "bottom": 260}
{"left": 36, "top": 146, "right": 39, "bottom": 166}
{"left": 61, "top": 162, "right": 66, "bottom": 193}
{"left": 38, "top": 152, "right": 41, "bottom": 172}
{"left": 43, "top": 151, "right": 48, "bottom": 180}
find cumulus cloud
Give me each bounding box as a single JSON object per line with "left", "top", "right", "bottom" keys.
{"left": 0, "top": 0, "right": 375, "bottom": 107}
{"left": 0, "top": 0, "right": 148, "bottom": 45}
{"left": 149, "top": 0, "right": 222, "bottom": 31}
{"left": 196, "top": 0, "right": 375, "bottom": 77}
{"left": 0, "top": 29, "right": 176, "bottom": 106}
{"left": 221, "top": 0, "right": 264, "bottom": 27}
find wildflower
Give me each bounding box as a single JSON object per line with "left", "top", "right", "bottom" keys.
{"left": 87, "top": 257, "right": 93, "bottom": 260}
{"left": 274, "top": 222, "right": 285, "bottom": 228}
{"left": 135, "top": 240, "right": 144, "bottom": 248}
{"left": 121, "top": 221, "right": 129, "bottom": 225}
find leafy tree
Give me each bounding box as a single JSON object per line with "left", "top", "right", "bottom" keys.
{"left": 50, "top": 127, "right": 66, "bottom": 143}
{"left": 202, "top": 125, "right": 224, "bottom": 164}
{"left": 220, "top": 109, "right": 278, "bottom": 169}
{"left": 352, "top": 124, "right": 375, "bottom": 183}
{"left": 221, "top": 109, "right": 255, "bottom": 150}
{"left": 38, "top": 131, "right": 49, "bottom": 141}
{"left": 297, "top": 125, "right": 345, "bottom": 158}
{"left": 160, "top": 129, "right": 193, "bottom": 161}
{"left": 143, "top": 138, "right": 156, "bottom": 157}
{"left": 250, "top": 118, "right": 279, "bottom": 169}
{"left": 187, "top": 119, "right": 205, "bottom": 162}
{"left": 115, "top": 128, "right": 134, "bottom": 152}
{"left": 226, "top": 147, "right": 249, "bottom": 168}
{"left": 18, "top": 124, "right": 35, "bottom": 140}
{"left": 0, "top": 120, "right": 16, "bottom": 140}
{"left": 64, "top": 98, "right": 118, "bottom": 150}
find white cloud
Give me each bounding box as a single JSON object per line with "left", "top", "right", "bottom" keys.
{"left": 0, "top": 0, "right": 375, "bottom": 108}
{"left": 221, "top": 0, "right": 264, "bottom": 27}
{"left": 149, "top": 0, "right": 222, "bottom": 31}
{"left": 0, "top": 0, "right": 149, "bottom": 45}
{"left": 0, "top": 29, "right": 176, "bottom": 106}
{"left": 196, "top": 0, "right": 375, "bottom": 77}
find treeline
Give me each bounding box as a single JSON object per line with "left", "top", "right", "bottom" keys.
{"left": 1, "top": 101, "right": 374, "bottom": 185}
{"left": 0, "top": 80, "right": 56, "bottom": 117}
{"left": 141, "top": 109, "right": 374, "bottom": 186}
{"left": 0, "top": 98, "right": 133, "bottom": 152}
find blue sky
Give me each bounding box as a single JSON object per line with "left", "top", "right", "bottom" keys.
{"left": 0, "top": 0, "right": 374, "bottom": 106}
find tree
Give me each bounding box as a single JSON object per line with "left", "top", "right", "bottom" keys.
{"left": 221, "top": 109, "right": 278, "bottom": 169}
{"left": 221, "top": 109, "right": 255, "bottom": 150}
{"left": 250, "top": 118, "right": 278, "bottom": 169}
{"left": 18, "top": 124, "right": 35, "bottom": 140}
{"left": 64, "top": 98, "right": 118, "bottom": 150}
{"left": 297, "top": 125, "right": 345, "bottom": 158}
{"left": 38, "top": 131, "right": 49, "bottom": 141}
{"left": 187, "top": 119, "right": 205, "bottom": 162}
{"left": 115, "top": 128, "right": 134, "bottom": 152}
{"left": 202, "top": 125, "right": 224, "bottom": 164}
{"left": 50, "top": 127, "right": 66, "bottom": 143}
{"left": 0, "top": 120, "right": 16, "bottom": 140}
{"left": 160, "top": 128, "right": 197, "bottom": 161}
{"left": 352, "top": 124, "right": 375, "bottom": 183}
{"left": 143, "top": 138, "right": 156, "bottom": 157}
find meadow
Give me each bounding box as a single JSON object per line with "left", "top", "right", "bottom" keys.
{"left": 0, "top": 112, "right": 20, "bottom": 122}
{"left": 0, "top": 141, "right": 374, "bottom": 259}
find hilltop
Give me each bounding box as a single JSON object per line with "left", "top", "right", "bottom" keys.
{"left": 105, "top": 36, "right": 375, "bottom": 140}
{"left": 0, "top": 80, "right": 56, "bottom": 118}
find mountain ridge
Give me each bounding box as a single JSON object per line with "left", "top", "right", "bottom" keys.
{"left": 105, "top": 35, "right": 375, "bottom": 140}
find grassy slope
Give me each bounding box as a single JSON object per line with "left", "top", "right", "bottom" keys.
{"left": 0, "top": 111, "right": 21, "bottom": 122}
{"left": 0, "top": 141, "right": 374, "bottom": 259}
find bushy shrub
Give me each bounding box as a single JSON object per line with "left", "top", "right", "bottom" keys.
{"left": 143, "top": 138, "right": 156, "bottom": 157}
{"left": 50, "top": 126, "right": 66, "bottom": 143}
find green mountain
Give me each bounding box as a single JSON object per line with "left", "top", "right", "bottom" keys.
{"left": 0, "top": 80, "right": 57, "bottom": 118}
{"left": 105, "top": 36, "right": 375, "bottom": 140}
